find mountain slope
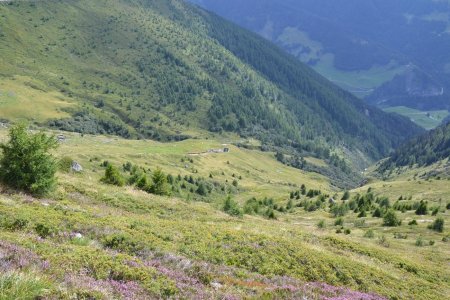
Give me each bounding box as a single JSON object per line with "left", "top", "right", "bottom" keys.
{"left": 0, "top": 0, "right": 421, "bottom": 168}
{"left": 379, "top": 122, "right": 450, "bottom": 170}
{"left": 190, "top": 0, "right": 450, "bottom": 115}
{"left": 0, "top": 128, "right": 448, "bottom": 299}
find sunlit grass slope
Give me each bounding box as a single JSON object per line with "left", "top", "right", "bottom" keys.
{"left": 0, "top": 129, "right": 448, "bottom": 299}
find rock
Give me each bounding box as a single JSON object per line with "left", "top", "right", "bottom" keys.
{"left": 211, "top": 282, "right": 222, "bottom": 290}
{"left": 71, "top": 161, "right": 83, "bottom": 172}
{"left": 73, "top": 233, "right": 83, "bottom": 239}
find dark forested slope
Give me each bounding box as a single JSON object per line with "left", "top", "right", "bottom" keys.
{"left": 380, "top": 122, "right": 450, "bottom": 170}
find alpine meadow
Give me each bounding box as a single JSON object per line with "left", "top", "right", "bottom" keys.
{"left": 0, "top": 1, "right": 448, "bottom": 300}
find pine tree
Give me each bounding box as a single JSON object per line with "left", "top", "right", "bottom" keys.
{"left": 101, "top": 164, "right": 125, "bottom": 187}
{"left": 150, "top": 167, "right": 169, "bottom": 196}
{"left": 0, "top": 123, "right": 58, "bottom": 196}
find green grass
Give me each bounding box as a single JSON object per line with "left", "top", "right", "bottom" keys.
{"left": 0, "top": 128, "right": 448, "bottom": 299}
{"left": 0, "top": 76, "right": 73, "bottom": 122}
{"left": 0, "top": 272, "right": 49, "bottom": 300}
{"left": 383, "top": 106, "right": 449, "bottom": 130}
{"left": 314, "top": 54, "right": 407, "bottom": 98}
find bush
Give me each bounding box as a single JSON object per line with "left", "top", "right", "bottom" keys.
{"left": 0, "top": 217, "right": 29, "bottom": 231}
{"left": 264, "top": 208, "right": 276, "bottom": 220}
{"left": 372, "top": 207, "right": 383, "bottom": 218}
{"left": 378, "top": 235, "right": 390, "bottom": 247}
{"left": 383, "top": 210, "right": 401, "bottom": 227}
{"left": 0, "top": 123, "right": 58, "bottom": 196}
{"left": 102, "top": 233, "right": 143, "bottom": 253}
{"left": 58, "top": 156, "right": 73, "bottom": 173}
{"left": 415, "top": 237, "right": 424, "bottom": 247}
{"left": 431, "top": 207, "right": 439, "bottom": 216}
{"left": 341, "top": 191, "right": 350, "bottom": 200}
{"left": 415, "top": 201, "right": 428, "bottom": 215}
{"left": 101, "top": 164, "right": 125, "bottom": 186}
{"left": 223, "top": 196, "right": 242, "bottom": 217}
{"left": 344, "top": 228, "right": 351, "bottom": 235}
{"left": 334, "top": 217, "right": 344, "bottom": 226}
{"left": 408, "top": 219, "right": 418, "bottom": 225}
{"left": 34, "top": 223, "right": 55, "bottom": 239}
{"left": 354, "top": 219, "right": 366, "bottom": 228}
{"left": 428, "top": 217, "right": 444, "bottom": 233}
{"left": 364, "top": 229, "right": 375, "bottom": 238}
{"left": 316, "top": 220, "right": 326, "bottom": 229}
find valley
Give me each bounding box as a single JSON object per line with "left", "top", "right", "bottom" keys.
{"left": 0, "top": 0, "right": 448, "bottom": 299}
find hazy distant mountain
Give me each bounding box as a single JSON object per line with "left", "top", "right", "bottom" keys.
{"left": 190, "top": 0, "right": 450, "bottom": 114}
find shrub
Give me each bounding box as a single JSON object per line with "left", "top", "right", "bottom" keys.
{"left": 0, "top": 123, "right": 58, "bottom": 196}
{"left": 34, "top": 223, "right": 55, "bottom": 239}
{"left": 393, "top": 232, "right": 407, "bottom": 239}
{"left": 415, "top": 201, "right": 428, "bottom": 215}
{"left": 408, "top": 219, "right": 418, "bottom": 225}
{"left": 364, "top": 229, "right": 375, "bottom": 238}
{"left": 316, "top": 220, "right": 326, "bottom": 229}
{"left": 415, "top": 237, "right": 424, "bottom": 247}
{"left": 331, "top": 203, "right": 348, "bottom": 217}
{"left": 101, "top": 164, "right": 125, "bottom": 186}
{"left": 243, "top": 198, "right": 260, "bottom": 215}
{"left": 446, "top": 203, "right": 450, "bottom": 210}
{"left": 58, "top": 156, "right": 73, "bottom": 173}
{"left": 383, "top": 210, "right": 401, "bottom": 227}
{"left": 136, "top": 174, "right": 149, "bottom": 190}
{"left": 372, "top": 207, "right": 383, "bottom": 218}
{"left": 428, "top": 217, "right": 444, "bottom": 233}
{"left": 344, "top": 228, "right": 351, "bottom": 235}
{"left": 378, "top": 235, "right": 389, "bottom": 247}
{"left": 223, "top": 196, "right": 242, "bottom": 217}
{"left": 265, "top": 208, "right": 276, "bottom": 219}
{"left": 341, "top": 191, "right": 350, "bottom": 200}
{"left": 357, "top": 210, "right": 367, "bottom": 218}
{"left": 149, "top": 168, "right": 170, "bottom": 196}
{"left": 1, "top": 217, "right": 29, "bottom": 231}
{"left": 102, "top": 233, "right": 143, "bottom": 253}
{"left": 354, "top": 219, "right": 366, "bottom": 228}
{"left": 431, "top": 207, "right": 439, "bottom": 216}
{"left": 334, "top": 217, "right": 344, "bottom": 226}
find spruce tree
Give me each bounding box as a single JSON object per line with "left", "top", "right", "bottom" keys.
{"left": 0, "top": 123, "right": 58, "bottom": 196}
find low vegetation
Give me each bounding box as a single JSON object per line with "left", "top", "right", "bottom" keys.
{"left": 0, "top": 127, "right": 447, "bottom": 299}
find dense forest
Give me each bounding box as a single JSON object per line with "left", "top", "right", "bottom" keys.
{"left": 380, "top": 122, "right": 450, "bottom": 170}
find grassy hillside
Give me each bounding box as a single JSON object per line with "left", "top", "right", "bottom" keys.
{"left": 0, "top": 128, "right": 449, "bottom": 299}
{"left": 0, "top": 0, "right": 422, "bottom": 177}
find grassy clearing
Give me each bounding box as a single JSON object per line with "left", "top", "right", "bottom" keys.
{"left": 383, "top": 106, "right": 449, "bottom": 130}
{"left": 0, "top": 76, "right": 73, "bottom": 122}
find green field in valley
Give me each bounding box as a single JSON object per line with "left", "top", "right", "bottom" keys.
{"left": 384, "top": 106, "right": 449, "bottom": 130}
